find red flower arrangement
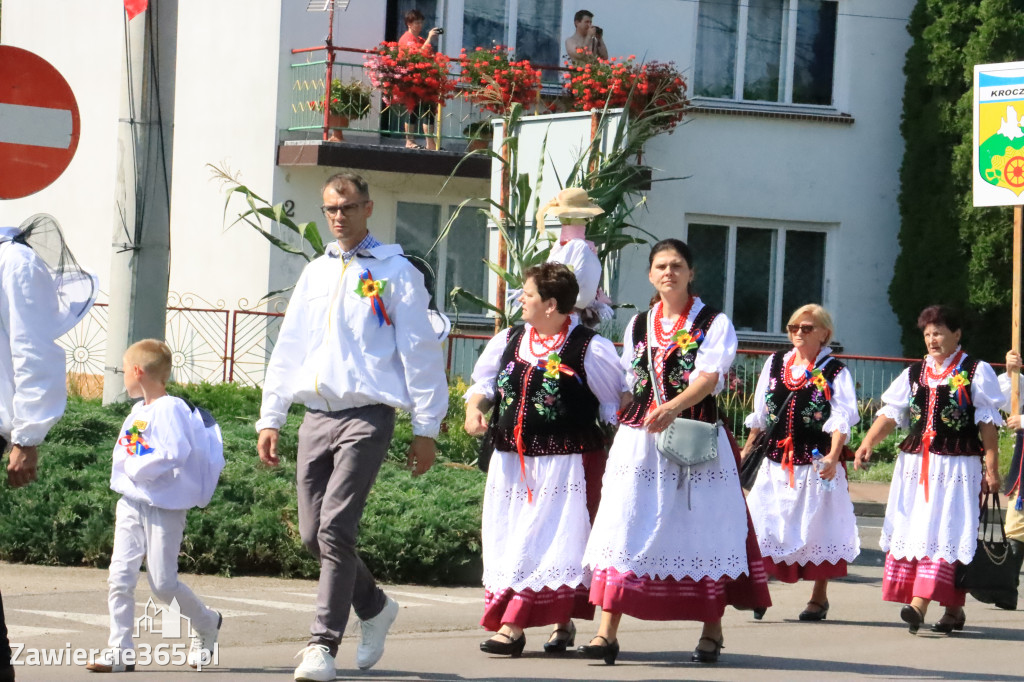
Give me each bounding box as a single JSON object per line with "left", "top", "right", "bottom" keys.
{"left": 365, "top": 42, "right": 456, "bottom": 113}
{"left": 458, "top": 46, "right": 542, "bottom": 115}
{"left": 634, "top": 60, "right": 688, "bottom": 133}
{"left": 564, "top": 56, "right": 689, "bottom": 133}
{"left": 564, "top": 55, "right": 640, "bottom": 112}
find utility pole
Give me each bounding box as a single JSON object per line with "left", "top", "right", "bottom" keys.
{"left": 103, "top": 0, "right": 177, "bottom": 404}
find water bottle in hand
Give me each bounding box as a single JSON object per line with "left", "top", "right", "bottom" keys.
{"left": 812, "top": 448, "right": 836, "bottom": 491}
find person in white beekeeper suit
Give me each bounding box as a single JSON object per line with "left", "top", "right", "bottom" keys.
{"left": 0, "top": 215, "right": 96, "bottom": 682}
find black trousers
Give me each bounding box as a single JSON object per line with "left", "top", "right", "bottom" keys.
{"left": 0, "top": 435, "right": 9, "bottom": 668}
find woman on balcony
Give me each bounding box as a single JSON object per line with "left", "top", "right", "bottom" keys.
{"left": 463, "top": 263, "right": 623, "bottom": 657}
{"left": 741, "top": 304, "right": 860, "bottom": 622}
{"left": 397, "top": 9, "right": 441, "bottom": 150}
{"left": 855, "top": 305, "right": 1003, "bottom": 634}
{"left": 580, "top": 239, "right": 770, "bottom": 665}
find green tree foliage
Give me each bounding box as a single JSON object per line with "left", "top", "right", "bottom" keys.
{"left": 892, "top": 0, "right": 1024, "bottom": 360}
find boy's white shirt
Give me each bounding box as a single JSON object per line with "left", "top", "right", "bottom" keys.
{"left": 111, "top": 395, "right": 219, "bottom": 510}
{"left": 0, "top": 227, "right": 67, "bottom": 446}
{"left": 256, "top": 242, "right": 448, "bottom": 438}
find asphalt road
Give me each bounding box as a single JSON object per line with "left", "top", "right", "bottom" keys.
{"left": 3, "top": 516, "right": 1022, "bottom": 681}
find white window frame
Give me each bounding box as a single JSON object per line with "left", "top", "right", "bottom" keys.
{"left": 394, "top": 199, "right": 492, "bottom": 323}
{"left": 685, "top": 215, "right": 834, "bottom": 338}
{"left": 691, "top": 0, "right": 840, "bottom": 111}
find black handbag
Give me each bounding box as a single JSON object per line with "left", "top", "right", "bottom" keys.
{"left": 739, "top": 391, "right": 794, "bottom": 491}
{"left": 954, "top": 492, "right": 1023, "bottom": 610}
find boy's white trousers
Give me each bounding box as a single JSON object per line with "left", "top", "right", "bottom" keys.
{"left": 107, "top": 496, "right": 220, "bottom": 650}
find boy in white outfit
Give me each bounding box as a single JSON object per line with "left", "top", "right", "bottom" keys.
{"left": 86, "top": 339, "right": 225, "bottom": 672}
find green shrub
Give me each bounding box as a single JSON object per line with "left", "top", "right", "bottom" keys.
{"left": 0, "top": 384, "right": 484, "bottom": 585}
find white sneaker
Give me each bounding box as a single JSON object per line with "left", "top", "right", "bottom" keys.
{"left": 356, "top": 596, "right": 399, "bottom": 670}
{"left": 84, "top": 648, "right": 135, "bottom": 673}
{"left": 293, "top": 644, "right": 335, "bottom": 682}
{"left": 188, "top": 611, "right": 222, "bottom": 669}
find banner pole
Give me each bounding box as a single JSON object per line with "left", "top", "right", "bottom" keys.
{"left": 1013, "top": 204, "right": 1023, "bottom": 416}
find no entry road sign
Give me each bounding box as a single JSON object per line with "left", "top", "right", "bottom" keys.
{"left": 0, "top": 45, "right": 80, "bottom": 199}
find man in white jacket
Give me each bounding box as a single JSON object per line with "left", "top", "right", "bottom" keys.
{"left": 256, "top": 172, "right": 448, "bottom": 681}
{"left": 0, "top": 225, "right": 69, "bottom": 682}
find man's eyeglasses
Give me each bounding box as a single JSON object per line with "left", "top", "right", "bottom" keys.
{"left": 787, "top": 324, "right": 816, "bottom": 335}
{"left": 321, "top": 201, "right": 368, "bottom": 218}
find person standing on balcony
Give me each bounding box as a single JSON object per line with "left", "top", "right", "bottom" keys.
{"left": 256, "top": 172, "right": 448, "bottom": 682}
{"left": 580, "top": 239, "right": 770, "bottom": 666}
{"left": 565, "top": 9, "right": 608, "bottom": 64}
{"left": 855, "top": 305, "right": 1003, "bottom": 635}
{"left": 398, "top": 9, "right": 442, "bottom": 150}
{"left": 741, "top": 304, "right": 861, "bottom": 622}
{"left": 464, "top": 262, "right": 624, "bottom": 658}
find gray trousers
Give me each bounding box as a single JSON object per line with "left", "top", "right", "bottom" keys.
{"left": 297, "top": 405, "right": 395, "bottom": 655}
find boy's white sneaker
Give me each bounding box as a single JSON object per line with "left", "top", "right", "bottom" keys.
{"left": 85, "top": 648, "right": 135, "bottom": 673}
{"left": 188, "top": 611, "right": 222, "bottom": 669}
{"left": 293, "top": 644, "right": 335, "bottom": 682}
{"left": 355, "top": 596, "right": 399, "bottom": 670}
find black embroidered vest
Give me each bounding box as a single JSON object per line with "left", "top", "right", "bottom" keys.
{"left": 898, "top": 356, "right": 984, "bottom": 457}
{"left": 487, "top": 324, "right": 604, "bottom": 456}
{"left": 763, "top": 352, "right": 846, "bottom": 466}
{"left": 619, "top": 306, "right": 720, "bottom": 427}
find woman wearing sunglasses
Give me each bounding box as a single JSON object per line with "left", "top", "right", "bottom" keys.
{"left": 741, "top": 304, "right": 860, "bottom": 622}
{"left": 855, "top": 305, "right": 1003, "bottom": 634}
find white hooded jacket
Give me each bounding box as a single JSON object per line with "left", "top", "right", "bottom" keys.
{"left": 0, "top": 227, "right": 67, "bottom": 446}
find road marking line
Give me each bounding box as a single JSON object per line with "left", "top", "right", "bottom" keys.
{"left": 202, "top": 596, "right": 312, "bottom": 612}
{"left": 281, "top": 592, "right": 317, "bottom": 599}
{"left": 0, "top": 103, "right": 73, "bottom": 148}
{"left": 206, "top": 608, "right": 265, "bottom": 618}
{"left": 387, "top": 590, "right": 479, "bottom": 605}
{"left": 9, "top": 609, "right": 108, "bottom": 628}
{"left": 7, "top": 625, "right": 80, "bottom": 638}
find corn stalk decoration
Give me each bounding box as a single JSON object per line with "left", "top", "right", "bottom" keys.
{"left": 438, "top": 81, "right": 687, "bottom": 328}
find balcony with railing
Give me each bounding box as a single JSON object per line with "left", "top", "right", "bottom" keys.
{"left": 279, "top": 46, "right": 568, "bottom": 178}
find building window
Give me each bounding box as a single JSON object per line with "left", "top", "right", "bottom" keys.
{"left": 694, "top": 0, "right": 837, "bottom": 106}
{"left": 687, "top": 221, "right": 827, "bottom": 334}
{"left": 395, "top": 201, "right": 489, "bottom": 316}
{"left": 462, "top": 0, "right": 562, "bottom": 68}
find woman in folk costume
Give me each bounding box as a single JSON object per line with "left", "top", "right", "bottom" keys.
{"left": 855, "top": 305, "right": 1003, "bottom": 634}
{"left": 464, "top": 262, "right": 624, "bottom": 657}
{"left": 580, "top": 239, "right": 770, "bottom": 665}
{"left": 741, "top": 304, "right": 860, "bottom": 621}
{"left": 535, "top": 188, "right": 614, "bottom": 330}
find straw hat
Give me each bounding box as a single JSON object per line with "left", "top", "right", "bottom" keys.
{"left": 535, "top": 188, "right": 604, "bottom": 233}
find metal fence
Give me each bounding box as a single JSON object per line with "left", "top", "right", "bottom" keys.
{"left": 286, "top": 49, "right": 567, "bottom": 146}
{"left": 58, "top": 303, "right": 923, "bottom": 437}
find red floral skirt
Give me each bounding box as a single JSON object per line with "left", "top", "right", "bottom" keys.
{"left": 481, "top": 584, "right": 594, "bottom": 631}
{"left": 764, "top": 558, "right": 848, "bottom": 583}
{"left": 882, "top": 553, "right": 966, "bottom": 608}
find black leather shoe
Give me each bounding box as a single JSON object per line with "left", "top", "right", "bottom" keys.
{"left": 543, "top": 621, "right": 575, "bottom": 654}
{"left": 691, "top": 636, "right": 724, "bottom": 663}
{"left": 577, "top": 635, "right": 619, "bottom": 665}
{"left": 753, "top": 607, "right": 767, "bottom": 620}
{"left": 798, "top": 600, "right": 829, "bottom": 621}
{"left": 480, "top": 632, "right": 526, "bottom": 657}
{"left": 900, "top": 604, "right": 924, "bottom": 634}
{"left": 931, "top": 609, "right": 966, "bottom": 633}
